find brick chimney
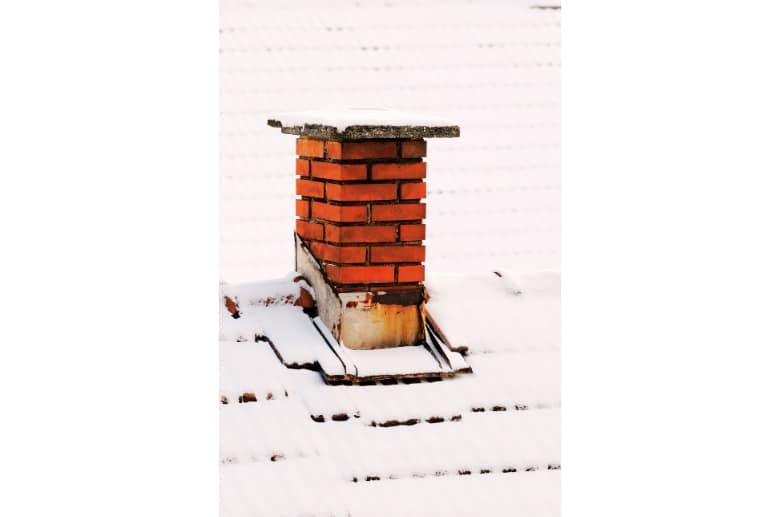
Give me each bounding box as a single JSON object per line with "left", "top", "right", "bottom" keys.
{"left": 268, "top": 109, "right": 459, "bottom": 350}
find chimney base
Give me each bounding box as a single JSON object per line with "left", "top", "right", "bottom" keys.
{"left": 295, "top": 235, "right": 424, "bottom": 350}
{"left": 270, "top": 108, "right": 460, "bottom": 351}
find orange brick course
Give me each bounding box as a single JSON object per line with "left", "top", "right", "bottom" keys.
{"left": 400, "top": 181, "right": 426, "bottom": 200}
{"left": 311, "top": 161, "right": 367, "bottom": 181}
{"left": 296, "top": 220, "right": 324, "bottom": 240}
{"left": 296, "top": 138, "right": 324, "bottom": 158}
{"left": 325, "top": 264, "right": 395, "bottom": 284}
{"left": 370, "top": 245, "right": 425, "bottom": 263}
{"left": 399, "top": 224, "right": 426, "bottom": 241}
{"left": 326, "top": 141, "right": 398, "bottom": 160}
{"left": 296, "top": 159, "right": 310, "bottom": 176}
{"left": 326, "top": 183, "right": 397, "bottom": 202}
{"left": 296, "top": 179, "right": 325, "bottom": 199}
{"left": 372, "top": 162, "right": 426, "bottom": 180}
{"left": 296, "top": 199, "right": 310, "bottom": 218}
{"left": 292, "top": 137, "right": 430, "bottom": 287}
{"left": 401, "top": 140, "right": 426, "bottom": 158}
{"left": 311, "top": 201, "right": 368, "bottom": 223}
{"left": 372, "top": 203, "right": 426, "bottom": 222}
{"left": 326, "top": 224, "right": 397, "bottom": 244}
{"left": 398, "top": 265, "right": 425, "bottom": 283}
{"left": 310, "top": 242, "right": 366, "bottom": 264}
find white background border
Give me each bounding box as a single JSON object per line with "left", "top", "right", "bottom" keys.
{"left": 1, "top": 1, "right": 217, "bottom": 516}
{"left": 565, "top": 1, "right": 780, "bottom": 515}
{"left": 2, "top": 1, "right": 779, "bottom": 515}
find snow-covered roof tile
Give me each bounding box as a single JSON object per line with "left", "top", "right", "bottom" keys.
{"left": 220, "top": 269, "right": 560, "bottom": 516}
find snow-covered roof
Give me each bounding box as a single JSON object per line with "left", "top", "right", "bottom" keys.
{"left": 220, "top": 270, "right": 560, "bottom": 517}
{"left": 220, "top": 0, "right": 561, "bottom": 283}
{"left": 220, "top": 1, "right": 560, "bottom": 514}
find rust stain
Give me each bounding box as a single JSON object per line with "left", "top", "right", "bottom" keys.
{"left": 339, "top": 299, "right": 423, "bottom": 349}
{"left": 251, "top": 293, "right": 302, "bottom": 307}
{"left": 293, "top": 285, "right": 315, "bottom": 310}
{"left": 224, "top": 296, "right": 240, "bottom": 319}
{"left": 238, "top": 392, "right": 257, "bottom": 403}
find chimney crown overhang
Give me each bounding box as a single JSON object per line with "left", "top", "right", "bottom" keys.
{"left": 267, "top": 107, "right": 460, "bottom": 140}
{"left": 269, "top": 108, "right": 460, "bottom": 350}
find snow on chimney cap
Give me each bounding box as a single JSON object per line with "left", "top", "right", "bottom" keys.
{"left": 267, "top": 107, "right": 460, "bottom": 140}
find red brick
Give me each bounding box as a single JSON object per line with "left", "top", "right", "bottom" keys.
{"left": 370, "top": 245, "right": 425, "bottom": 263}
{"left": 399, "top": 224, "right": 425, "bottom": 241}
{"left": 296, "top": 220, "right": 324, "bottom": 240}
{"left": 372, "top": 203, "right": 426, "bottom": 222}
{"left": 295, "top": 159, "right": 310, "bottom": 176}
{"left": 325, "top": 264, "right": 395, "bottom": 284}
{"left": 326, "top": 141, "right": 398, "bottom": 160}
{"left": 372, "top": 162, "right": 426, "bottom": 180}
{"left": 295, "top": 199, "right": 310, "bottom": 218}
{"left": 398, "top": 265, "right": 425, "bottom": 283}
{"left": 326, "top": 224, "right": 396, "bottom": 243}
{"left": 296, "top": 138, "right": 324, "bottom": 158}
{"left": 296, "top": 179, "right": 325, "bottom": 199}
{"left": 401, "top": 140, "right": 426, "bottom": 158}
{"left": 310, "top": 242, "right": 366, "bottom": 264}
{"left": 326, "top": 183, "right": 396, "bottom": 202}
{"left": 311, "top": 161, "right": 367, "bottom": 181}
{"left": 311, "top": 201, "right": 367, "bottom": 223}
{"left": 400, "top": 181, "right": 426, "bottom": 200}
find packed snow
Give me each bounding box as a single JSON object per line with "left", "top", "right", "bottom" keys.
{"left": 220, "top": 272, "right": 471, "bottom": 381}
{"left": 220, "top": 270, "right": 561, "bottom": 516}
{"left": 426, "top": 270, "right": 561, "bottom": 354}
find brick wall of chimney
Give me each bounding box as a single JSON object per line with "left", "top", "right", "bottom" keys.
{"left": 294, "top": 137, "right": 427, "bottom": 290}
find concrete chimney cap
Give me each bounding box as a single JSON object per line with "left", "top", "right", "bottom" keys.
{"left": 267, "top": 107, "right": 460, "bottom": 140}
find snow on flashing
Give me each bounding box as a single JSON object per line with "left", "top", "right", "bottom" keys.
{"left": 267, "top": 107, "right": 460, "bottom": 140}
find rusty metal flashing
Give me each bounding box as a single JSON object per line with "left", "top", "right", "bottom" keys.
{"left": 286, "top": 235, "right": 471, "bottom": 384}
{"left": 319, "top": 370, "right": 460, "bottom": 386}
{"left": 373, "top": 288, "right": 424, "bottom": 306}
{"left": 422, "top": 304, "right": 468, "bottom": 354}
{"left": 295, "top": 234, "right": 425, "bottom": 350}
